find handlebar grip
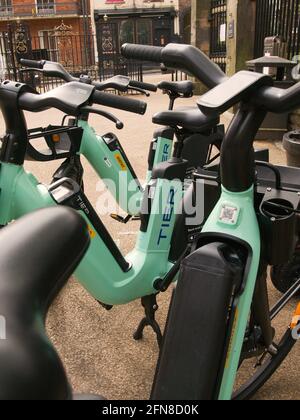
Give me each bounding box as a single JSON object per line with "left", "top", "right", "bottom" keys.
{"left": 130, "top": 80, "right": 157, "bottom": 92}
{"left": 121, "top": 43, "right": 163, "bottom": 63}
{"left": 92, "top": 91, "right": 147, "bottom": 115}
{"left": 20, "top": 59, "right": 45, "bottom": 69}
{"left": 254, "top": 82, "right": 300, "bottom": 113}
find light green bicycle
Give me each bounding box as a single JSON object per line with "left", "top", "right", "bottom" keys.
{"left": 1, "top": 43, "right": 300, "bottom": 399}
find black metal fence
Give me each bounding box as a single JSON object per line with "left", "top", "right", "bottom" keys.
{"left": 0, "top": 23, "right": 143, "bottom": 92}
{"left": 255, "top": 0, "right": 300, "bottom": 59}
{"left": 210, "top": 0, "right": 227, "bottom": 72}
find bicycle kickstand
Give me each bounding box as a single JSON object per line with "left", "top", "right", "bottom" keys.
{"left": 133, "top": 294, "right": 163, "bottom": 347}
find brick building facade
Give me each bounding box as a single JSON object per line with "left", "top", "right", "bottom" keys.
{"left": 0, "top": 0, "right": 92, "bottom": 37}
{"left": 0, "top": 0, "right": 93, "bottom": 72}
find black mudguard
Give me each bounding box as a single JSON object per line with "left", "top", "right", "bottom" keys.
{"left": 152, "top": 241, "right": 246, "bottom": 400}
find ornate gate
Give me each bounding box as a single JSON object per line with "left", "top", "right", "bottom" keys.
{"left": 96, "top": 22, "right": 126, "bottom": 80}
{"left": 254, "top": 0, "right": 300, "bottom": 59}
{"left": 96, "top": 21, "right": 143, "bottom": 82}
{"left": 0, "top": 22, "right": 32, "bottom": 81}
{"left": 209, "top": 0, "right": 227, "bottom": 72}
{"left": 0, "top": 20, "right": 97, "bottom": 91}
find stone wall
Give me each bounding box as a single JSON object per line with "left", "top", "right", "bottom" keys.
{"left": 191, "top": 0, "right": 257, "bottom": 75}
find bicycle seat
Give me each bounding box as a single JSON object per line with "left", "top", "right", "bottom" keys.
{"left": 0, "top": 207, "right": 90, "bottom": 400}
{"left": 158, "top": 80, "right": 194, "bottom": 97}
{"left": 153, "top": 106, "right": 220, "bottom": 132}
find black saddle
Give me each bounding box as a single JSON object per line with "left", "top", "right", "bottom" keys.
{"left": 153, "top": 106, "right": 220, "bottom": 132}
{"left": 0, "top": 207, "right": 91, "bottom": 400}
{"left": 158, "top": 80, "right": 194, "bottom": 97}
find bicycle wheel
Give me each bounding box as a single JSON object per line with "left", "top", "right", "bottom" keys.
{"left": 232, "top": 274, "right": 299, "bottom": 400}
{"left": 233, "top": 330, "right": 296, "bottom": 400}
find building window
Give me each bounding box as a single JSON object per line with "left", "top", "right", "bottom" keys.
{"left": 0, "top": 0, "right": 12, "bottom": 16}
{"left": 38, "top": 30, "right": 59, "bottom": 61}
{"left": 36, "top": 0, "right": 55, "bottom": 15}
{"left": 119, "top": 19, "right": 152, "bottom": 48}
{"left": 137, "top": 19, "right": 152, "bottom": 45}
{"left": 119, "top": 20, "right": 135, "bottom": 45}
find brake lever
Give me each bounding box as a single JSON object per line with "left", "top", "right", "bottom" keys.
{"left": 80, "top": 106, "right": 124, "bottom": 129}
{"left": 128, "top": 85, "right": 150, "bottom": 97}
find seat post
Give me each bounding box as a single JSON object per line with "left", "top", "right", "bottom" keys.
{"left": 168, "top": 93, "right": 179, "bottom": 110}
{"left": 173, "top": 130, "right": 185, "bottom": 158}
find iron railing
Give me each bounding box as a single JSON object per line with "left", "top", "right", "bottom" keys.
{"left": 0, "top": 1, "right": 84, "bottom": 19}
{"left": 255, "top": 0, "right": 300, "bottom": 59}
{"left": 0, "top": 30, "right": 143, "bottom": 92}
{"left": 210, "top": 0, "right": 227, "bottom": 72}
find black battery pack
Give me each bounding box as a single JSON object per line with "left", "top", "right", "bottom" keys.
{"left": 151, "top": 241, "right": 245, "bottom": 400}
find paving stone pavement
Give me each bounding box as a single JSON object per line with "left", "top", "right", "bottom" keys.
{"left": 1, "top": 73, "right": 299, "bottom": 400}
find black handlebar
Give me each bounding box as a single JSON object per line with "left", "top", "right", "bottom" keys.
{"left": 130, "top": 80, "right": 157, "bottom": 92}
{"left": 92, "top": 90, "right": 147, "bottom": 115}
{"left": 20, "top": 59, "right": 74, "bottom": 82}
{"left": 20, "top": 58, "right": 157, "bottom": 94}
{"left": 121, "top": 43, "right": 227, "bottom": 89}
{"left": 20, "top": 58, "right": 45, "bottom": 69}
{"left": 19, "top": 46, "right": 300, "bottom": 116}
{"left": 17, "top": 80, "right": 147, "bottom": 116}
{"left": 114, "top": 43, "right": 300, "bottom": 195}
{"left": 121, "top": 43, "right": 163, "bottom": 63}
{"left": 253, "top": 82, "right": 300, "bottom": 113}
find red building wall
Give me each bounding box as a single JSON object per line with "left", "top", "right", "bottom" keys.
{"left": 0, "top": 1, "right": 93, "bottom": 69}
{"left": 8, "top": 0, "right": 88, "bottom": 15}
{"left": 0, "top": 0, "right": 91, "bottom": 36}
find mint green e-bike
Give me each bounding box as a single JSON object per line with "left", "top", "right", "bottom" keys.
{"left": 0, "top": 75, "right": 217, "bottom": 348}
{"left": 0, "top": 43, "right": 300, "bottom": 399}
{"left": 121, "top": 43, "right": 300, "bottom": 400}
{"left": 19, "top": 58, "right": 224, "bottom": 221}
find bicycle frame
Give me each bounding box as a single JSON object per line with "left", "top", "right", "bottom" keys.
{"left": 0, "top": 81, "right": 201, "bottom": 306}
{"left": 3, "top": 56, "right": 297, "bottom": 401}
{"left": 151, "top": 101, "right": 269, "bottom": 400}
{"left": 78, "top": 120, "right": 173, "bottom": 216}
{"left": 0, "top": 79, "right": 265, "bottom": 400}
{"left": 201, "top": 186, "right": 260, "bottom": 399}
{"left": 0, "top": 157, "right": 187, "bottom": 305}
{"left": 71, "top": 117, "right": 223, "bottom": 217}
{"left": 0, "top": 154, "right": 259, "bottom": 399}
{"left": 197, "top": 106, "right": 267, "bottom": 399}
